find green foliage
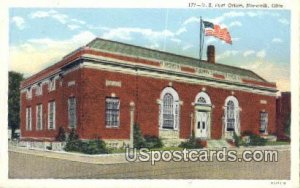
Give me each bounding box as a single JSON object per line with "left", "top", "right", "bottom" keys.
{"left": 55, "top": 127, "right": 66, "bottom": 142}
{"left": 284, "top": 112, "right": 291, "bottom": 136}
{"left": 233, "top": 131, "right": 243, "bottom": 147}
{"left": 133, "top": 124, "right": 146, "bottom": 149}
{"left": 179, "top": 131, "right": 204, "bottom": 149}
{"left": 64, "top": 129, "right": 110, "bottom": 154}
{"left": 144, "top": 135, "right": 163, "bottom": 148}
{"left": 8, "top": 71, "right": 24, "bottom": 138}
{"left": 248, "top": 134, "right": 267, "bottom": 146}
{"left": 133, "top": 124, "right": 163, "bottom": 149}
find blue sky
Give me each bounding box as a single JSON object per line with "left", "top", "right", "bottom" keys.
{"left": 9, "top": 8, "right": 290, "bottom": 91}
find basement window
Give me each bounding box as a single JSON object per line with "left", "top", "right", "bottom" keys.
{"left": 105, "top": 97, "right": 120, "bottom": 128}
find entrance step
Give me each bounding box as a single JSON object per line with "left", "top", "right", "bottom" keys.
{"left": 206, "top": 139, "right": 233, "bottom": 149}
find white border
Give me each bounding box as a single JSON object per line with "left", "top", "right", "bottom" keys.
{"left": 0, "top": 0, "right": 299, "bottom": 188}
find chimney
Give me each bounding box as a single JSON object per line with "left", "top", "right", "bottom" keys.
{"left": 207, "top": 45, "right": 215, "bottom": 64}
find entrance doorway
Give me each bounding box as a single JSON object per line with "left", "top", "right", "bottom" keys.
{"left": 195, "top": 111, "right": 209, "bottom": 138}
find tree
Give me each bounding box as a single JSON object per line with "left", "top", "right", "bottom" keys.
{"left": 8, "top": 71, "right": 24, "bottom": 138}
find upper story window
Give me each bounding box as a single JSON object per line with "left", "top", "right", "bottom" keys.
{"left": 260, "top": 112, "right": 268, "bottom": 133}
{"left": 105, "top": 97, "right": 120, "bottom": 128}
{"left": 35, "top": 83, "right": 43, "bottom": 96}
{"left": 26, "top": 87, "right": 32, "bottom": 100}
{"left": 160, "top": 87, "right": 180, "bottom": 130}
{"left": 48, "top": 101, "right": 56, "bottom": 130}
{"left": 68, "top": 97, "right": 77, "bottom": 129}
{"left": 36, "top": 104, "right": 43, "bottom": 130}
{"left": 26, "top": 107, "right": 32, "bottom": 131}
{"left": 48, "top": 77, "right": 56, "bottom": 91}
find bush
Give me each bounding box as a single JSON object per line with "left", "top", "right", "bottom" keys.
{"left": 133, "top": 124, "right": 146, "bottom": 149}
{"left": 144, "top": 135, "right": 163, "bottom": 149}
{"left": 179, "top": 131, "right": 204, "bottom": 149}
{"left": 55, "top": 127, "right": 66, "bottom": 142}
{"left": 233, "top": 131, "right": 243, "bottom": 147}
{"left": 64, "top": 129, "right": 110, "bottom": 154}
{"left": 248, "top": 134, "right": 267, "bottom": 146}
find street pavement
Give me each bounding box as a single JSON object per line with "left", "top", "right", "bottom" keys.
{"left": 9, "top": 148, "right": 290, "bottom": 179}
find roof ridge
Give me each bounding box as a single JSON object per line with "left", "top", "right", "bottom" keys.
{"left": 88, "top": 37, "right": 268, "bottom": 82}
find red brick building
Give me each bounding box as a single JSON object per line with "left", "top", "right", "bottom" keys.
{"left": 20, "top": 38, "right": 278, "bottom": 147}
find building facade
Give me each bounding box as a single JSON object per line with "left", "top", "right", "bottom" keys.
{"left": 20, "top": 38, "right": 278, "bottom": 147}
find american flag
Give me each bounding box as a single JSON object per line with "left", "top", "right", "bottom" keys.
{"left": 203, "top": 21, "right": 232, "bottom": 44}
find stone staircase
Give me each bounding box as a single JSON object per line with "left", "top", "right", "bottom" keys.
{"left": 206, "top": 139, "right": 233, "bottom": 149}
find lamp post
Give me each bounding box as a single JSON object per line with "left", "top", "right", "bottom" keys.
{"left": 129, "top": 101, "right": 135, "bottom": 148}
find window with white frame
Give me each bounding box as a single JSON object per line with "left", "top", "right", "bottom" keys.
{"left": 26, "top": 107, "right": 32, "bottom": 130}
{"left": 226, "top": 100, "right": 235, "bottom": 131}
{"left": 48, "top": 77, "right": 56, "bottom": 91}
{"left": 260, "top": 112, "right": 268, "bottom": 133}
{"left": 48, "top": 101, "right": 56, "bottom": 129}
{"left": 105, "top": 97, "right": 120, "bottom": 128}
{"left": 160, "top": 87, "right": 180, "bottom": 130}
{"left": 68, "top": 97, "right": 77, "bottom": 129}
{"left": 26, "top": 87, "right": 32, "bottom": 99}
{"left": 36, "top": 104, "right": 43, "bottom": 130}
{"left": 35, "top": 83, "right": 43, "bottom": 96}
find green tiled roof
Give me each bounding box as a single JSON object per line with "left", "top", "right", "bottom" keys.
{"left": 86, "top": 38, "right": 267, "bottom": 82}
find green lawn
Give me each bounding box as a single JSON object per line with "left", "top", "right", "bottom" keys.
{"left": 265, "top": 141, "right": 290, "bottom": 146}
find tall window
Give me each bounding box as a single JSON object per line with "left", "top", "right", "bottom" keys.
{"left": 36, "top": 104, "right": 43, "bottom": 130}
{"left": 260, "top": 112, "right": 268, "bottom": 133}
{"left": 26, "top": 107, "right": 32, "bottom": 130}
{"left": 35, "top": 83, "right": 42, "bottom": 96}
{"left": 160, "top": 87, "right": 180, "bottom": 130}
{"left": 68, "top": 97, "right": 77, "bottom": 128}
{"left": 226, "top": 100, "right": 235, "bottom": 131}
{"left": 48, "top": 101, "right": 56, "bottom": 129}
{"left": 105, "top": 97, "right": 120, "bottom": 128}
{"left": 48, "top": 77, "right": 56, "bottom": 91}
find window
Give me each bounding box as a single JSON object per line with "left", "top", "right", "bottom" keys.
{"left": 35, "top": 83, "right": 42, "bottom": 96}
{"left": 26, "top": 87, "right": 32, "bottom": 99}
{"left": 26, "top": 107, "right": 32, "bottom": 130}
{"left": 226, "top": 100, "right": 235, "bottom": 131}
{"left": 68, "top": 97, "right": 77, "bottom": 128}
{"left": 48, "top": 77, "right": 56, "bottom": 91}
{"left": 160, "top": 87, "right": 180, "bottom": 130}
{"left": 197, "top": 97, "right": 206, "bottom": 104}
{"left": 48, "top": 101, "right": 56, "bottom": 129}
{"left": 36, "top": 104, "right": 43, "bottom": 130}
{"left": 105, "top": 97, "right": 120, "bottom": 128}
{"left": 260, "top": 112, "right": 268, "bottom": 133}
{"left": 195, "top": 92, "right": 211, "bottom": 106}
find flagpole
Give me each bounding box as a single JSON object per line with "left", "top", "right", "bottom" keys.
{"left": 199, "top": 17, "right": 203, "bottom": 61}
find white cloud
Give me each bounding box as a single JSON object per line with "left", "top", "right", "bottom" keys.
{"left": 183, "top": 17, "right": 199, "bottom": 25}
{"left": 205, "top": 37, "right": 217, "bottom": 45}
{"left": 67, "top": 24, "right": 81, "bottom": 30}
{"left": 9, "top": 31, "right": 96, "bottom": 77}
{"left": 216, "top": 50, "right": 239, "bottom": 60}
{"left": 232, "top": 37, "right": 240, "bottom": 42}
{"left": 30, "top": 10, "right": 85, "bottom": 30}
{"left": 182, "top": 44, "right": 193, "bottom": 51}
{"left": 278, "top": 18, "right": 289, "bottom": 25}
{"left": 229, "top": 21, "right": 242, "bottom": 27}
{"left": 256, "top": 50, "right": 266, "bottom": 58}
{"left": 11, "top": 16, "right": 25, "bottom": 30}
{"left": 272, "top": 38, "right": 283, "bottom": 43}
{"left": 240, "top": 61, "right": 290, "bottom": 91}
{"left": 176, "top": 27, "right": 187, "bottom": 35}
{"left": 243, "top": 50, "right": 255, "bottom": 57}
{"left": 170, "top": 38, "right": 181, "bottom": 44}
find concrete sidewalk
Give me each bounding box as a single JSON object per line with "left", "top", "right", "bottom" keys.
{"left": 9, "top": 144, "right": 290, "bottom": 165}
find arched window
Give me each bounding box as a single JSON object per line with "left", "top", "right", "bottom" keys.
{"left": 160, "top": 87, "right": 180, "bottom": 130}
{"left": 224, "top": 96, "right": 240, "bottom": 133}
{"left": 195, "top": 91, "right": 211, "bottom": 105}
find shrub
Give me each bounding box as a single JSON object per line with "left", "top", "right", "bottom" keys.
{"left": 64, "top": 129, "right": 82, "bottom": 152}
{"left": 133, "top": 124, "right": 146, "bottom": 149}
{"left": 144, "top": 135, "right": 163, "bottom": 149}
{"left": 233, "top": 131, "right": 244, "bottom": 147}
{"left": 179, "top": 131, "right": 204, "bottom": 149}
{"left": 81, "top": 139, "right": 110, "bottom": 154}
{"left": 248, "top": 134, "right": 267, "bottom": 146}
{"left": 55, "top": 126, "right": 66, "bottom": 142}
